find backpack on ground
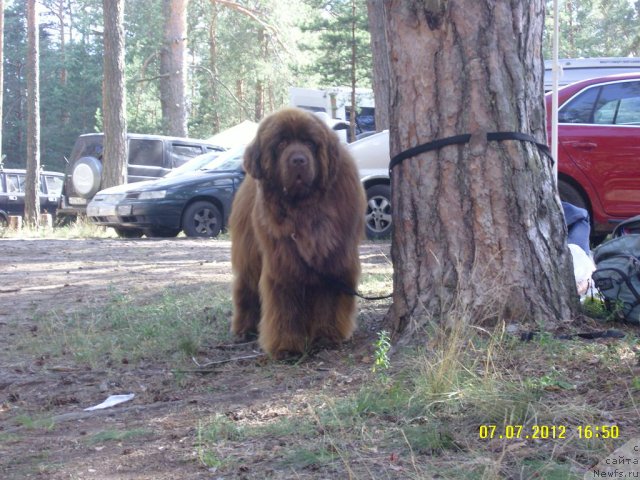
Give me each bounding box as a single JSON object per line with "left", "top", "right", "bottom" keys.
{"left": 591, "top": 216, "right": 640, "bottom": 325}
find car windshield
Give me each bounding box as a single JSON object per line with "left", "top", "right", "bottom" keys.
{"left": 164, "top": 151, "right": 222, "bottom": 178}
{"left": 199, "top": 145, "right": 245, "bottom": 172}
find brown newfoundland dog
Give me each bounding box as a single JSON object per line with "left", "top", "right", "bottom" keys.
{"left": 230, "top": 108, "right": 366, "bottom": 358}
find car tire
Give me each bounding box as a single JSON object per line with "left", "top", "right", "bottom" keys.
{"left": 365, "top": 184, "right": 392, "bottom": 240}
{"left": 144, "top": 227, "right": 180, "bottom": 238}
{"left": 558, "top": 180, "right": 588, "bottom": 211}
{"left": 182, "top": 201, "right": 222, "bottom": 238}
{"left": 113, "top": 227, "right": 144, "bottom": 238}
{"left": 71, "top": 156, "right": 102, "bottom": 198}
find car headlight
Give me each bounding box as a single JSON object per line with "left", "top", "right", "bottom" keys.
{"left": 138, "top": 190, "right": 167, "bottom": 200}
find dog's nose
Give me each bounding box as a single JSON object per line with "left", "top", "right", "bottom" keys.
{"left": 289, "top": 153, "right": 307, "bottom": 167}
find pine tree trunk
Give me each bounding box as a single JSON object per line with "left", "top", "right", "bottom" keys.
{"left": 101, "top": 0, "right": 127, "bottom": 190}
{"left": 366, "top": 0, "right": 390, "bottom": 131}
{"left": 160, "top": 0, "right": 189, "bottom": 137}
{"left": 0, "top": 0, "right": 4, "bottom": 163}
{"left": 208, "top": 3, "right": 220, "bottom": 133}
{"left": 24, "top": 0, "right": 40, "bottom": 228}
{"left": 380, "top": 1, "right": 578, "bottom": 338}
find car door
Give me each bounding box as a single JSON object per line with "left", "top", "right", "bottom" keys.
{"left": 41, "top": 174, "right": 64, "bottom": 214}
{"left": 4, "top": 173, "right": 25, "bottom": 216}
{"left": 558, "top": 79, "right": 640, "bottom": 218}
{"left": 127, "top": 138, "right": 166, "bottom": 182}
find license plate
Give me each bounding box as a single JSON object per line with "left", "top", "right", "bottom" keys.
{"left": 87, "top": 204, "right": 117, "bottom": 216}
{"left": 69, "top": 197, "right": 87, "bottom": 205}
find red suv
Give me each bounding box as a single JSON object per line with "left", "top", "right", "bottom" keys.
{"left": 546, "top": 72, "right": 640, "bottom": 239}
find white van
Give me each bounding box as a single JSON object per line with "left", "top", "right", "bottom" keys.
{"left": 544, "top": 57, "right": 640, "bottom": 91}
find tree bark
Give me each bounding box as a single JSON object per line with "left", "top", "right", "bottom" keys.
{"left": 379, "top": 1, "right": 578, "bottom": 339}
{"left": 0, "top": 0, "right": 4, "bottom": 164}
{"left": 160, "top": 0, "right": 189, "bottom": 137}
{"left": 101, "top": 0, "right": 127, "bottom": 190}
{"left": 24, "top": 0, "right": 40, "bottom": 227}
{"left": 208, "top": 2, "right": 220, "bottom": 132}
{"left": 366, "top": 0, "right": 390, "bottom": 131}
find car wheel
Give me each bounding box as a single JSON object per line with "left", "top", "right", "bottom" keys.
{"left": 182, "top": 201, "right": 222, "bottom": 238}
{"left": 113, "top": 227, "right": 144, "bottom": 238}
{"left": 558, "top": 180, "right": 588, "bottom": 211}
{"left": 71, "top": 156, "right": 102, "bottom": 198}
{"left": 365, "top": 184, "right": 392, "bottom": 240}
{"left": 144, "top": 227, "right": 180, "bottom": 238}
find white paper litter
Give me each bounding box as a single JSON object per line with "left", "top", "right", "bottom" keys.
{"left": 84, "top": 394, "right": 135, "bottom": 411}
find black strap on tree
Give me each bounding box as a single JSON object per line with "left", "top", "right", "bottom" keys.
{"left": 389, "top": 131, "right": 554, "bottom": 173}
{"left": 297, "top": 131, "right": 552, "bottom": 302}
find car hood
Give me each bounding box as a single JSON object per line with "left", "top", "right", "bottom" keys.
{"left": 95, "top": 170, "right": 241, "bottom": 195}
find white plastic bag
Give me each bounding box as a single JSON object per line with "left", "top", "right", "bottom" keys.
{"left": 568, "top": 243, "right": 596, "bottom": 296}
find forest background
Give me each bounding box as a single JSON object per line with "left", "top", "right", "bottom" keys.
{"left": 1, "top": 0, "right": 639, "bottom": 174}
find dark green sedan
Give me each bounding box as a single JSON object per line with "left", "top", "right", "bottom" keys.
{"left": 87, "top": 147, "right": 245, "bottom": 238}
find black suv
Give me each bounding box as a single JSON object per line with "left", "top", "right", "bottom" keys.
{"left": 0, "top": 168, "right": 65, "bottom": 226}
{"left": 58, "top": 133, "right": 224, "bottom": 219}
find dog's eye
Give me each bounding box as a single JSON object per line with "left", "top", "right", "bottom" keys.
{"left": 276, "top": 140, "right": 288, "bottom": 152}
{"left": 303, "top": 140, "right": 315, "bottom": 150}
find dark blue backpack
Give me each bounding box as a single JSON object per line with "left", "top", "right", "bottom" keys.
{"left": 592, "top": 215, "right": 640, "bottom": 324}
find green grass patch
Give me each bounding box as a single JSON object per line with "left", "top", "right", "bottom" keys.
{"left": 25, "top": 284, "right": 232, "bottom": 367}
{"left": 1, "top": 217, "right": 115, "bottom": 239}
{"left": 12, "top": 414, "right": 56, "bottom": 431}
{"left": 87, "top": 428, "right": 152, "bottom": 444}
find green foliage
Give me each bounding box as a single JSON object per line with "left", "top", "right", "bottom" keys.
{"left": 371, "top": 329, "right": 391, "bottom": 374}
{"left": 299, "top": 0, "right": 372, "bottom": 89}
{"left": 543, "top": 0, "right": 640, "bottom": 58}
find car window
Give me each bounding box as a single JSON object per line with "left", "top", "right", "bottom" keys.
{"left": 558, "top": 86, "right": 600, "bottom": 124}
{"left": 128, "top": 139, "right": 164, "bottom": 167}
{"left": 71, "top": 136, "right": 104, "bottom": 161}
{"left": 201, "top": 145, "right": 245, "bottom": 171}
{"left": 593, "top": 81, "right": 640, "bottom": 125}
{"left": 44, "top": 175, "right": 64, "bottom": 195}
{"left": 164, "top": 151, "right": 221, "bottom": 178}
{"left": 6, "top": 174, "right": 25, "bottom": 193}
{"left": 0, "top": 175, "right": 5, "bottom": 193}
{"left": 561, "top": 81, "right": 640, "bottom": 125}
{"left": 170, "top": 144, "right": 205, "bottom": 167}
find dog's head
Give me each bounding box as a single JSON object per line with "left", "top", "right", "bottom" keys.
{"left": 244, "top": 108, "right": 339, "bottom": 200}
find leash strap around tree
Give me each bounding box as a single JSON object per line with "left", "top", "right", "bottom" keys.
{"left": 289, "top": 132, "right": 551, "bottom": 302}
{"left": 389, "top": 131, "right": 553, "bottom": 173}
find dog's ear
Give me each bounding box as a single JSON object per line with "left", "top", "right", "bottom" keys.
{"left": 243, "top": 136, "right": 263, "bottom": 179}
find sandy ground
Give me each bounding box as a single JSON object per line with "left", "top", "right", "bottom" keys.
{"left": 0, "top": 237, "right": 391, "bottom": 479}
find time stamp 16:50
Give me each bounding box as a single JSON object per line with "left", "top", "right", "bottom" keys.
{"left": 479, "top": 425, "right": 620, "bottom": 440}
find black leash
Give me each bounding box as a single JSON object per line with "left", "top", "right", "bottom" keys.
{"left": 290, "top": 234, "right": 393, "bottom": 301}
{"left": 389, "top": 131, "right": 553, "bottom": 173}
{"left": 520, "top": 329, "right": 626, "bottom": 342}
{"left": 316, "top": 270, "right": 393, "bottom": 301}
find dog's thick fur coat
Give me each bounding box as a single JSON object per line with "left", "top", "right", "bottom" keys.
{"left": 230, "top": 108, "right": 366, "bottom": 358}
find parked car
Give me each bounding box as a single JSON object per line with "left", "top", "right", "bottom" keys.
{"left": 350, "top": 72, "right": 640, "bottom": 241}
{"left": 547, "top": 72, "right": 640, "bottom": 239}
{"left": 0, "top": 168, "right": 65, "bottom": 226}
{"left": 347, "top": 130, "right": 392, "bottom": 240}
{"left": 86, "top": 147, "right": 245, "bottom": 238}
{"left": 58, "top": 133, "right": 225, "bottom": 221}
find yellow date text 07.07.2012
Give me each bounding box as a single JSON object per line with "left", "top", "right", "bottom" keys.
{"left": 478, "top": 425, "right": 620, "bottom": 440}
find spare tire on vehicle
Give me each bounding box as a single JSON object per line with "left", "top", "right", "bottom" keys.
{"left": 71, "top": 156, "right": 102, "bottom": 198}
